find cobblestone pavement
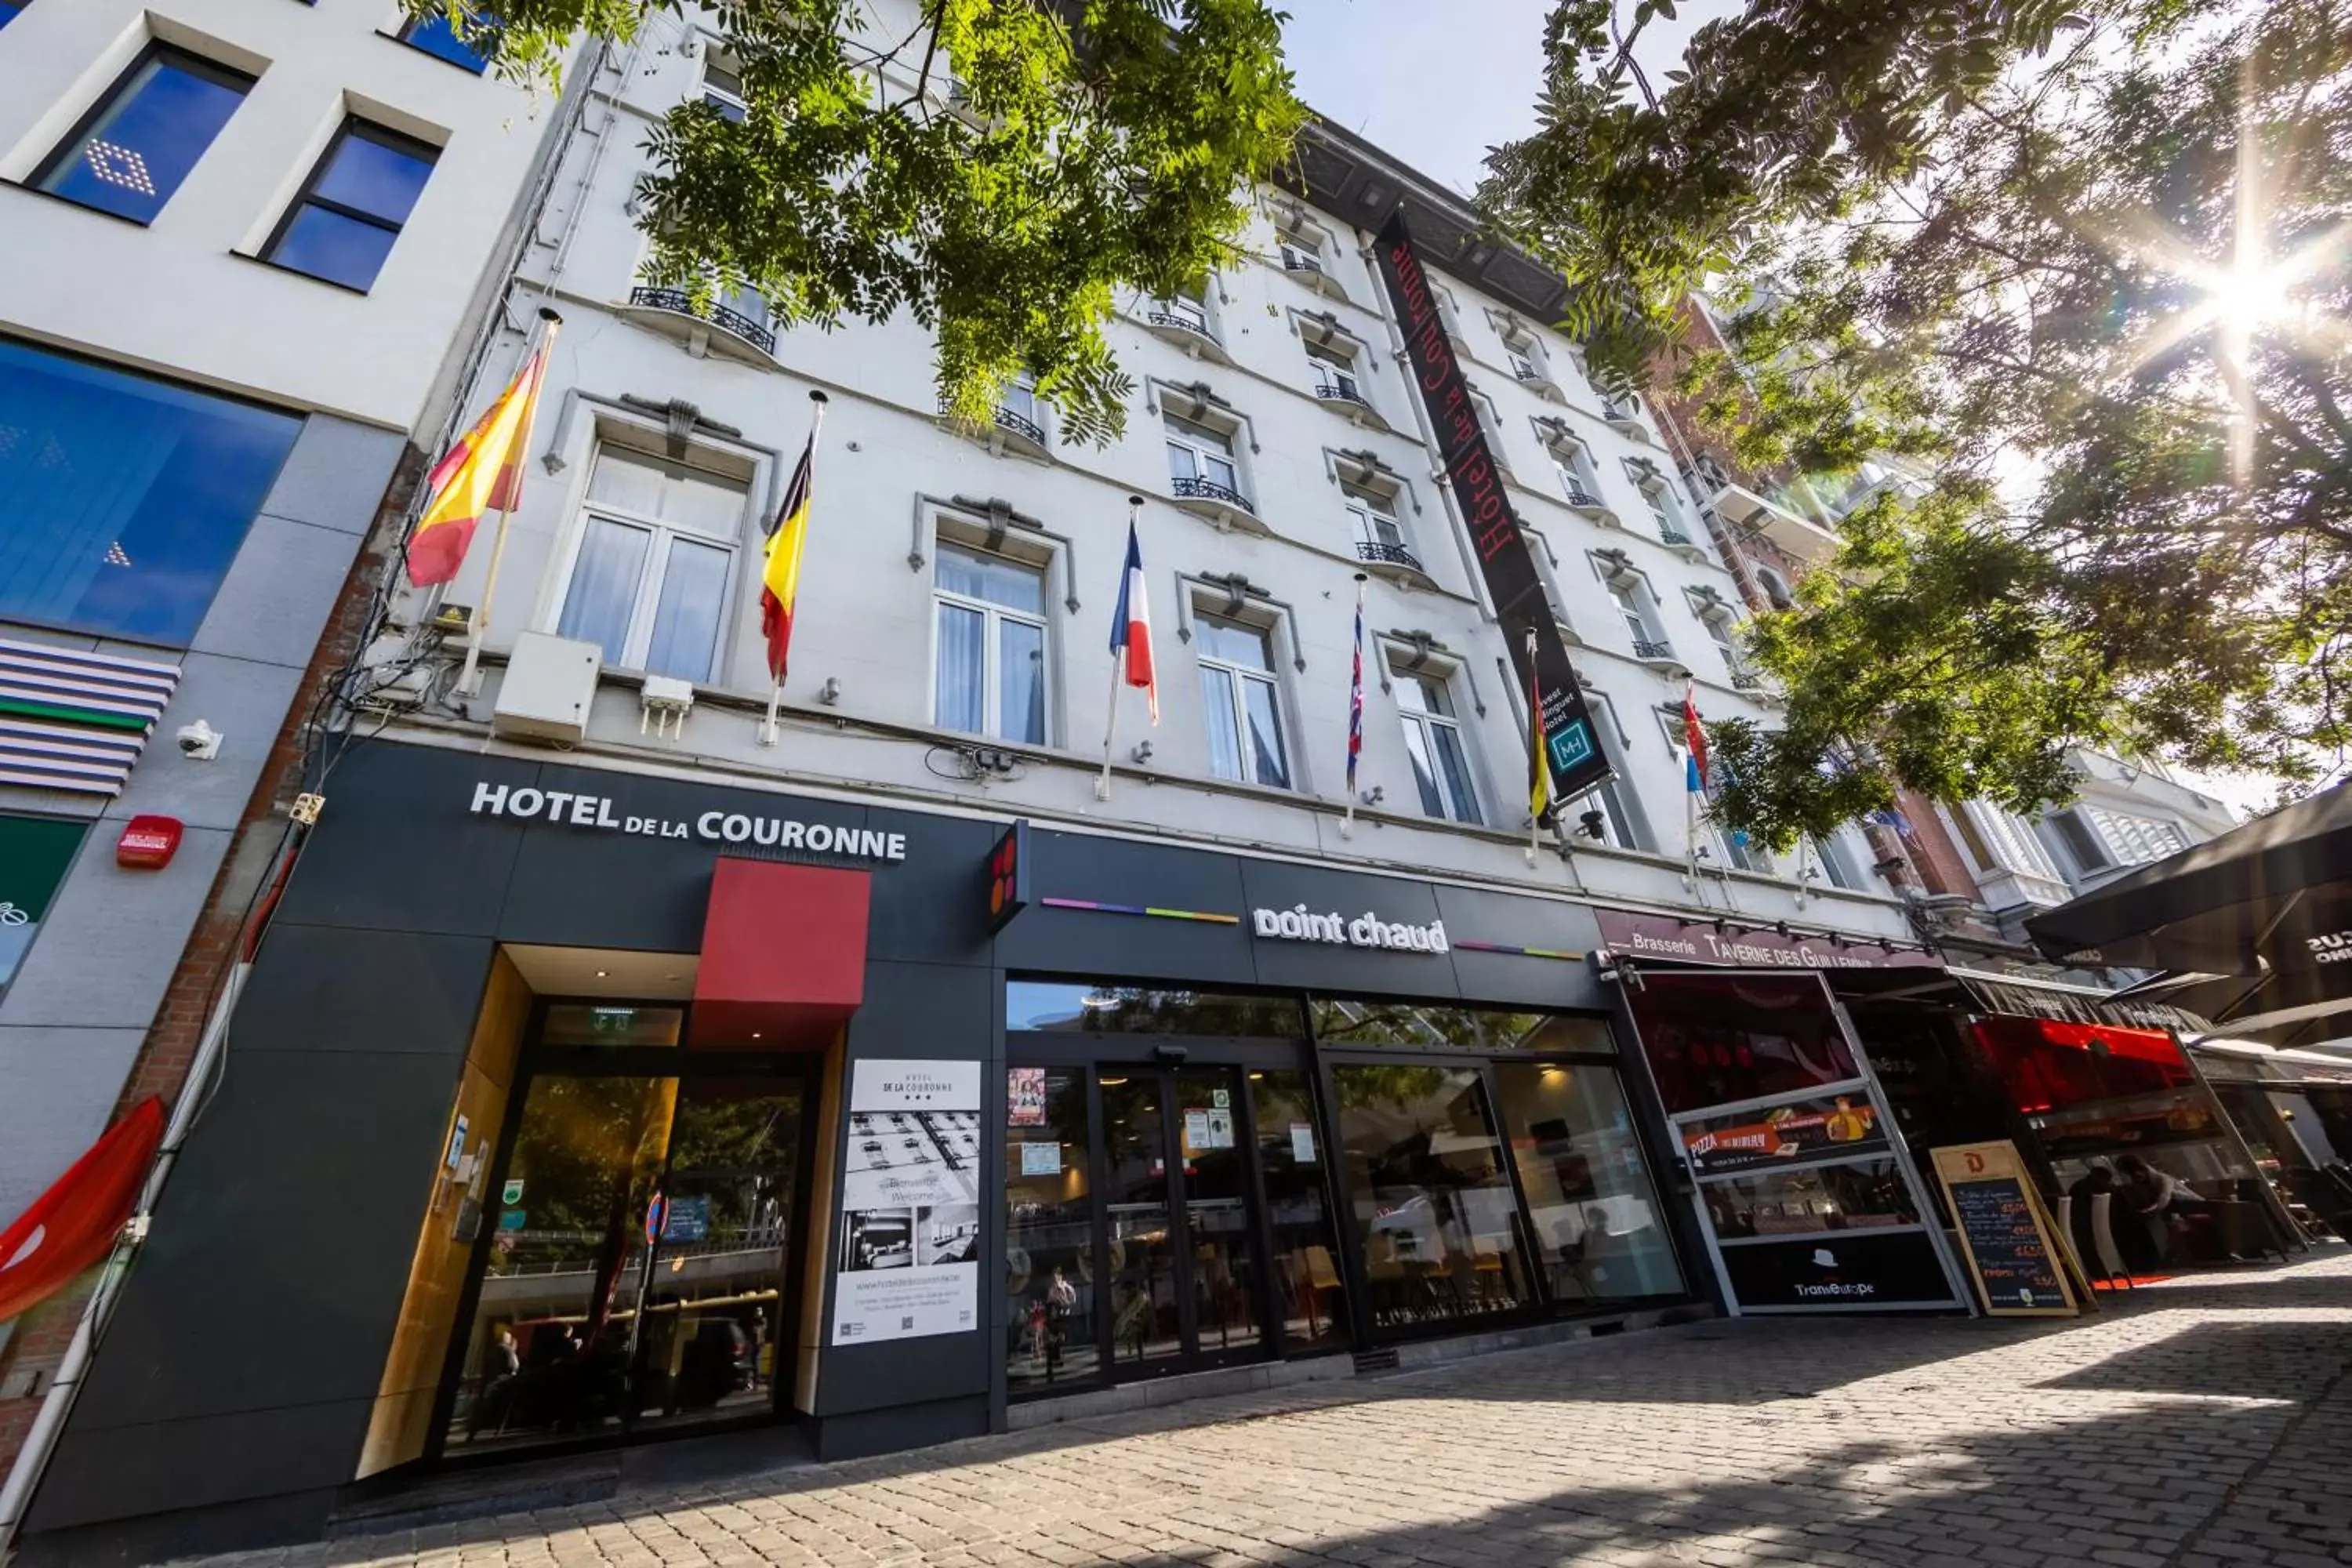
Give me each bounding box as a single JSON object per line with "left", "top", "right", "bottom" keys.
{"left": 177, "top": 1249, "right": 2352, "bottom": 1568}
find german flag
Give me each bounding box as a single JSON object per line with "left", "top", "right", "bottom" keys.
{"left": 405, "top": 332, "right": 555, "bottom": 587}
{"left": 760, "top": 428, "right": 815, "bottom": 684}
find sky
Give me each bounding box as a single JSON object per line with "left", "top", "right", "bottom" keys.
{"left": 1277, "top": 1, "right": 1721, "bottom": 195}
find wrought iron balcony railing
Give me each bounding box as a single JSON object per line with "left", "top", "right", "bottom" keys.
{"left": 1355, "top": 539, "right": 1422, "bottom": 572}
{"left": 1632, "top": 637, "right": 1676, "bottom": 661}
{"left": 993, "top": 405, "right": 1046, "bottom": 446}
{"left": 1313, "top": 379, "right": 1371, "bottom": 411}
{"left": 1283, "top": 253, "right": 1324, "bottom": 274}
{"left": 1171, "top": 475, "right": 1254, "bottom": 513}
{"left": 1146, "top": 310, "right": 1216, "bottom": 343}
{"left": 1561, "top": 480, "right": 1605, "bottom": 509}
{"left": 1730, "top": 669, "right": 1765, "bottom": 691}
{"left": 629, "top": 286, "right": 777, "bottom": 355}
{"left": 1659, "top": 525, "right": 1693, "bottom": 547}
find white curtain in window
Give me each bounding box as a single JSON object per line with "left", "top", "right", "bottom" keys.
{"left": 935, "top": 601, "right": 985, "bottom": 733}
{"left": 998, "top": 617, "right": 1046, "bottom": 744}
{"left": 557, "top": 517, "right": 652, "bottom": 666}
{"left": 643, "top": 535, "right": 728, "bottom": 682}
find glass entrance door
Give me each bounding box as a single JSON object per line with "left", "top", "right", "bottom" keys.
{"left": 439, "top": 1065, "right": 808, "bottom": 1457}
{"left": 1099, "top": 1065, "right": 1265, "bottom": 1377}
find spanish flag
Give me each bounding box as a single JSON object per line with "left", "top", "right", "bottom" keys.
{"left": 405, "top": 332, "right": 555, "bottom": 588}
{"left": 760, "top": 429, "right": 815, "bottom": 684}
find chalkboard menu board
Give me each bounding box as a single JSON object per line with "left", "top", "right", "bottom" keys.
{"left": 1929, "top": 1141, "right": 2082, "bottom": 1318}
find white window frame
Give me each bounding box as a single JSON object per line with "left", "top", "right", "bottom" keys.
{"left": 1275, "top": 213, "right": 1329, "bottom": 274}
{"left": 1164, "top": 408, "right": 1243, "bottom": 499}
{"left": 1638, "top": 474, "right": 1682, "bottom": 536}
{"left": 701, "top": 53, "right": 746, "bottom": 119}
{"left": 1595, "top": 560, "right": 1670, "bottom": 657}
{"left": 1950, "top": 800, "right": 2064, "bottom": 881}
{"left": 929, "top": 542, "right": 1053, "bottom": 744}
{"left": 1304, "top": 336, "right": 1365, "bottom": 403}
{"left": 1341, "top": 480, "right": 1403, "bottom": 552}
{"left": 1659, "top": 710, "right": 1771, "bottom": 873}
{"left": 1501, "top": 328, "right": 1544, "bottom": 384}
{"left": 2085, "top": 805, "right": 2192, "bottom": 866}
{"left": 1157, "top": 280, "right": 1213, "bottom": 335}
{"left": 1692, "top": 601, "right": 1743, "bottom": 676}
{"left": 1195, "top": 610, "right": 1291, "bottom": 789}
{"left": 1388, "top": 660, "right": 1482, "bottom": 825}
{"left": 1809, "top": 829, "right": 1871, "bottom": 891}
{"left": 1548, "top": 431, "right": 1600, "bottom": 506}
{"left": 547, "top": 441, "right": 750, "bottom": 682}
{"left": 1555, "top": 695, "right": 1651, "bottom": 851}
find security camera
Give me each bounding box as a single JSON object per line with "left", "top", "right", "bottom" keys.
{"left": 176, "top": 720, "right": 223, "bottom": 760}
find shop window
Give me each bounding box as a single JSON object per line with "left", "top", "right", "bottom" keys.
{"left": 1007, "top": 981, "right": 1301, "bottom": 1037}
{"left": 1250, "top": 1070, "right": 1349, "bottom": 1352}
{"left": 1196, "top": 612, "right": 1290, "bottom": 788}
{"left": 1390, "top": 665, "right": 1480, "bottom": 825}
{"left": 933, "top": 543, "right": 1047, "bottom": 743}
{"left": 263, "top": 119, "right": 440, "bottom": 292}
{"left": 398, "top": 7, "right": 492, "bottom": 71}
{"left": 1330, "top": 1062, "right": 1536, "bottom": 1330}
{"left": 1004, "top": 1067, "right": 1097, "bottom": 1394}
{"left": 1624, "top": 971, "right": 1862, "bottom": 1116}
{"left": 1490, "top": 1061, "right": 1685, "bottom": 1302}
{"left": 0, "top": 337, "right": 302, "bottom": 644}
{"left": 34, "top": 44, "right": 254, "bottom": 224}
{"left": 0, "top": 815, "right": 87, "bottom": 997}
{"left": 554, "top": 444, "right": 748, "bottom": 683}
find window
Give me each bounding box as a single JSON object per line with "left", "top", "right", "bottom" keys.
{"left": 0, "top": 1, "right": 27, "bottom": 27}
{"left": 1341, "top": 482, "right": 1403, "bottom": 554}
{"left": 1951, "top": 800, "right": 2063, "bottom": 880}
{"left": 554, "top": 445, "right": 746, "bottom": 681}
{"left": 1548, "top": 433, "right": 1600, "bottom": 506}
{"left": 1606, "top": 575, "right": 1664, "bottom": 656}
{"left": 1699, "top": 611, "right": 1741, "bottom": 674}
{"left": 2085, "top": 806, "right": 2192, "bottom": 866}
{"left": 702, "top": 55, "right": 746, "bottom": 120}
{"left": 1196, "top": 613, "right": 1288, "bottom": 788}
{"left": 1163, "top": 411, "right": 1241, "bottom": 502}
{"left": 0, "top": 338, "right": 301, "bottom": 644}
{"left": 1304, "top": 339, "right": 1364, "bottom": 405}
{"left": 1470, "top": 389, "right": 1510, "bottom": 469}
{"left": 1155, "top": 281, "right": 1212, "bottom": 336}
{"left": 1275, "top": 217, "right": 1325, "bottom": 274}
{"left": 1392, "top": 668, "right": 1479, "bottom": 823}
{"left": 1490, "top": 1061, "right": 1684, "bottom": 1301}
{"left": 1755, "top": 564, "right": 1795, "bottom": 611}
{"left": 0, "top": 815, "right": 89, "bottom": 999}
{"left": 1552, "top": 697, "right": 1648, "bottom": 850}
{"left": 1502, "top": 330, "right": 1544, "bottom": 383}
{"left": 1638, "top": 477, "right": 1683, "bottom": 539}
{"left": 1809, "top": 831, "right": 1868, "bottom": 891}
{"left": 933, "top": 543, "right": 1047, "bottom": 743}
{"left": 34, "top": 45, "right": 254, "bottom": 224}
{"left": 263, "top": 119, "right": 439, "bottom": 292}
{"left": 399, "top": 8, "right": 490, "bottom": 71}
{"left": 1004, "top": 1068, "right": 1097, "bottom": 1393}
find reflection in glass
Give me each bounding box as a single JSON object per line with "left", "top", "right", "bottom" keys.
{"left": 1005, "top": 1069, "right": 1097, "bottom": 1393}
{"left": 1175, "top": 1068, "right": 1261, "bottom": 1356}
{"left": 1624, "top": 973, "right": 1860, "bottom": 1113}
{"left": 1702, "top": 1160, "right": 1918, "bottom": 1240}
{"left": 267, "top": 122, "right": 439, "bottom": 292}
{"left": 1006, "top": 982, "right": 1300, "bottom": 1038}
{"left": 1312, "top": 1002, "right": 1613, "bottom": 1057}
{"left": 1490, "top": 1062, "right": 1683, "bottom": 1302}
{"left": 36, "top": 49, "right": 252, "bottom": 223}
{"left": 1101, "top": 1076, "right": 1183, "bottom": 1367}
{"left": 633, "top": 1083, "right": 801, "bottom": 1432}
{"left": 1253, "top": 1071, "right": 1348, "bottom": 1350}
{"left": 1332, "top": 1064, "right": 1533, "bottom": 1330}
{"left": 444, "top": 1075, "right": 677, "bottom": 1451}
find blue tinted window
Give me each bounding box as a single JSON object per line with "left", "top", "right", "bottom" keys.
{"left": 34, "top": 47, "right": 252, "bottom": 224}
{"left": 264, "top": 122, "right": 438, "bottom": 292}
{"left": 400, "top": 9, "right": 488, "bottom": 72}
{"left": 0, "top": 2, "right": 28, "bottom": 29}
{"left": 0, "top": 339, "right": 302, "bottom": 645}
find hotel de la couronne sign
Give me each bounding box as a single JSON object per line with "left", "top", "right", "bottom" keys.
{"left": 467, "top": 779, "right": 909, "bottom": 862}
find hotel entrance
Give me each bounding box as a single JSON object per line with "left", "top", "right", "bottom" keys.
{"left": 427, "top": 1002, "right": 821, "bottom": 1462}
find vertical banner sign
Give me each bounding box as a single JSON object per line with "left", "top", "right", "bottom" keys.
{"left": 1372, "top": 212, "right": 1611, "bottom": 800}
{"left": 833, "top": 1059, "right": 984, "bottom": 1345}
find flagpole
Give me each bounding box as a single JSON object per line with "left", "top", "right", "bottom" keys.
{"left": 1342, "top": 572, "right": 1367, "bottom": 840}
{"left": 1096, "top": 496, "right": 1144, "bottom": 800}
{"left": 760, "top": 390, "right": 828, "bottom": 748}
{"left": 457, "top": 308, "right": 561, "bottom": 699}
{"left": 1525, "top": 626, "right": 1542, "bottom": 867}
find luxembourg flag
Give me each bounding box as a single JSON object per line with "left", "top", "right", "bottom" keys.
{"left": 1111, "top": 521, "right": 1158, "bottom": 723}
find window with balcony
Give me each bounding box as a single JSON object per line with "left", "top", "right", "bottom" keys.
{"left": 1341, "top": 481, "right": 1414, "bottom": 568}
{"left": 1691, "top": 601, "right": 1750, "bottom": 684}
{"left": 34, "top": 44, "right": 254, "bottom": 225}
{"left": 1275, "top": 214, "right": 1328, "bottom": 277}
{"left": 1546, "top": 430, "right": 1602, "bottom": 508}
{"left": 1196, "top": 613, "right": 1289, "bottom": 788}
{"left": 1597, "top": 564, "right": 1671, "bottom": 662}
{"left": 993, "top": 368, "right": 1046, "bottom": 447}
{"left": 702, "top": 54, "right": 747, "bottom": 121}
{"left": 554, "top": 445, "right": 747, "bottom": 683}
{"left": 1809, "top": 831, "right": 1869, "bottom": 891}
{"left": 262, "top": 118, "right": 439, "bottom": 292}
{"left": 1305, "top": 338, "right": 1368, "bottom": 411}
{"left": 1163, "top": 411, "right": 1246, "bottom": 509}
{"left": 1632, "top": 468, "right": 1691, "bottom": 545}
{"left": 933, "top": 543, "right": 1047, "bottom": 744}
{"left": 1391, "top": 666, "right": 1480, "bottom": 824}
{"left": 1501, "top": 327, "right": 1548, "bottom": 388}
{"left": 1152, "top": 281, "right": 1214, "bottom": 339}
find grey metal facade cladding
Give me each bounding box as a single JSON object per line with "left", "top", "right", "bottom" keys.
{"left": 19, "top": 738, "right": 1637, "bottom": 1563}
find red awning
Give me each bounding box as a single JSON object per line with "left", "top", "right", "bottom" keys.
{"left": 689, "top": 858, "right": 869, "bottom": 1048}
{"left": 0, "top": 1097, "right": 165, "bottom": 1324}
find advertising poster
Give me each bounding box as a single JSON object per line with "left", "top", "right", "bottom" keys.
{"left": 1007, "top": 1066, "right": 1047, "bottom": 1127}
{"left": 833, "top": 1059, "right": 983, "bottom": 1345}
{"left": 1682, "top": 1095, "right": 1889, "bottom": 1177}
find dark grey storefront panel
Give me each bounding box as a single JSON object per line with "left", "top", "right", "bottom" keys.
{"left": 864, "top": 806, "right": 998, "bottom": 964}
{"left": 1432, "top": 885, "right": 1608, "bottom": 1012}
{"left": 27, "top": 1397, "right": 374, "bottom": 1538}
{"left": 58, "top": 1047, "right": 474, "bottom": 1435}
{"left": 997, "top": 831, "right": 1254, "bottom": 984}
{"left": 235, "top": 926, "right": 495, "bottom": 1056}
{"left": 817, "top": 959, "right": 996, "bottom": 1425}
{"left": 1238, "top": 859, "right": 1458, "bottom": 996}
{"left": 271, "top": 749, "right": 536, "bottom": 936}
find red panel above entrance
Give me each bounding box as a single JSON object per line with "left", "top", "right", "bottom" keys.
{"left": 691, "top": 858, "right": 869, "bottom": 1049}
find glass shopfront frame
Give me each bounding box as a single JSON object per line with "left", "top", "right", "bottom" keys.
{"left": 1003, "top": 979, "right": 1694, "bottom": 1399}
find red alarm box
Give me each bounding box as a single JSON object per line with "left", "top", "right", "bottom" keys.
{"left": 116, "top": 815, "right": 183, "bottom": 869}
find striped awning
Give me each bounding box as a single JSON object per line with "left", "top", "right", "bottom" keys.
{"left": 0, "top": 637, "right": 180, "bottom": 796}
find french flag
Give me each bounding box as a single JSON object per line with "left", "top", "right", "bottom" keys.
{"left": 1111, "top": 521, "right": 1158, "bottom": 723}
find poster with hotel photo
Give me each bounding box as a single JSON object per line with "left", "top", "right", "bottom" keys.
{"left": 833, "top": 1059, "right": 983, "bottom": 1343}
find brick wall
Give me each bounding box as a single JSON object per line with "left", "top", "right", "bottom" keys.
{"left": 0, "top": 444, "right": 423, "bottom": 1486}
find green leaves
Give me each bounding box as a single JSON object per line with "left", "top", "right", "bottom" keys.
{"left": 419, "top": 0, "right": 1302, "bottom": 445}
